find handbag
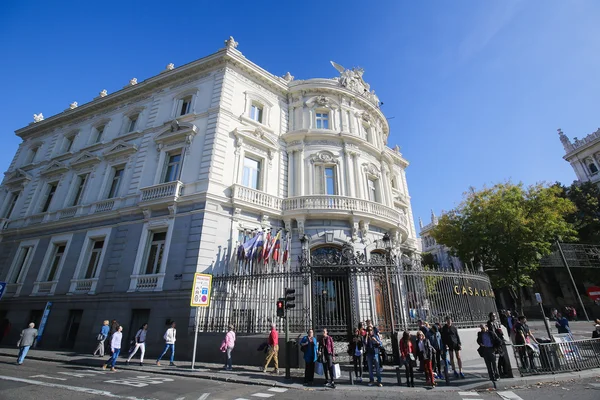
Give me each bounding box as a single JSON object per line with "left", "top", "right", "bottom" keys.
{"left": 408, "top": 353, "right": 417, "bottom": 367}
{"left": 333, "top": 363, "right": 341, "bottom": 379}
{"left": 315, "top": 361, "right": 324, "bottom": 376}
{"left": 97, "top": 333, "right": 104, "bottom": 341}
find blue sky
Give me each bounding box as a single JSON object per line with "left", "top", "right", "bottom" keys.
{"left": 1, "top": 0, "right": 598, "bottom": 235}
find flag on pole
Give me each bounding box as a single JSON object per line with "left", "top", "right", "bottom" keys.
{"left": 242, "top": 234, "right": 259, "bottom": 258}
{"left": 272, "top": 231, "right": 282, "bottom": 262}
{"left": 266, "top": 230, "right": 281, "bottom": 262}
{"left": 282, "top": 235, "right": 290, "bottom": 264}
{"left": 251, "top": 232, "right": 264, "bottom": 259}
{"left": 262, "top": 231, "right": 272, "bottom": 262}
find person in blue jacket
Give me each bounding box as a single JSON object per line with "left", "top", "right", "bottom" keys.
{"left": 300, "top": 328, "right": 318, "bottom": 385}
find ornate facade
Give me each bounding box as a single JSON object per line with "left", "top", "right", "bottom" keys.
{"left": 558, "top": 127, "right": 600, "bottom": 185}
{"left": 419, "top": 210, "right": 464, "bottom": 271}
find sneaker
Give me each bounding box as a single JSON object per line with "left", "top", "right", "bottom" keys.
{"left": 459, "top": 372, "right": 465, "bottom": 379}
{"left": 262, "top": 368, "right": 268, "bottom": 373}
{"left": 169, "top": 362, "right": 176, "bottom": 366}
{"left": 273, "top": 369, "right": 279, "bottom": 374}
{"left": 357, "top": 377, "right": 362, "bottom": 383}
{"left": 433, "top": 373, "right": 439, "bottom": 379}
{"left": 378, "top": 382, "right": 383, "bottom": 387}
{"left": 126, "top": 360, "right": 130, "bottom": 365}
{"left": 110, "top": 367, "right": 117, "bottom": 372}
{"left": 139, "top": 362, "right": 143, "bottom": 366}
{"left": 331, "top": 383, "right": 336, "bottom": 389}
{"left": 156, "top": 361, "right": 161, "bottom": 366}
{"left": 453, "top": 371, "right": 459, "bottom": 378}
{"left": 102, "top": 364, "right": 107, "bottom": 370}
{"left": 368, "top": 381, "right": 374, "bottom": 386}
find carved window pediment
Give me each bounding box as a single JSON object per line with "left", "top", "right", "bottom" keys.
{"left": 233, "top": 126, "right": 278, "bottom": 151}
{"left": 310, "top": 150, "right": 339, "bottom": 165}
{"left": 154, "top": 120, "right": 198, "bottom": 147}
{"left": 70, "top": 151, "right": 101, "bottom": 169}
{"left": 4, "top": 168, "right": 32, "bottom": 188}
{"left": 305, "top": 95, "right": 340, "bottom": 109}
{"left": 362, "top": 162, "right": 381, "bottom": 179}
{"left": 41, "top": 161, "right": 69, "bottom": 176}
{"left": 104, "top": 141, "right": 138, "bottom": 160}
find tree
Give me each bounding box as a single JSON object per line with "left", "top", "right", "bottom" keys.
{"left": 431, "top": 182, "right": 577, "bottom": 314}
{"left": 557, "top": 181, "right": 600, "bottom": 243}
{"left": 421, "top": 252, "right": 439, "bottom": 269}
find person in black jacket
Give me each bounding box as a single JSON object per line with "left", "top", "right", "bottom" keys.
{"left": 487, "top": 312, "right": 506, "bottom": 377}
{"left": 348, "top": 328, "right": 364, "bottom": 382}
{"left": 477, "top": 324, "right": 499, "bottom": 382}
{"left": 441, "top": 316, "right": 464, "bottom": 378}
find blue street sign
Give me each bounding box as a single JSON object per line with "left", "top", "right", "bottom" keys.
{"left": 0, "top": 281, "right": 6, "bottom": 300}
{"left": 35, "top": 301, "right": 53, "bottom": 347}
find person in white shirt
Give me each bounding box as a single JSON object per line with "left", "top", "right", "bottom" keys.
{"left": 156, "top": 321, "right": 176, "bottom": 366}
{"left": 103, "top": 325, "right": 122, "bottom": 372}
{"left": 126, "top": 323, "right": 148, "bottom": 366}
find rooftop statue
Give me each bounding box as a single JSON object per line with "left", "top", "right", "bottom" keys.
{"left": 330, "top": 61, "right": 380, "bottom": 106}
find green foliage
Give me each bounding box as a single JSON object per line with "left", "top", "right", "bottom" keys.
{"left": 421, "top": 252, "right": 439, "bottom": 269}
{"left": 431, "top": 182, "right": 577, "bottom": 312}
{"left": 556, "top": 181, "right": 600, "bottom": 243}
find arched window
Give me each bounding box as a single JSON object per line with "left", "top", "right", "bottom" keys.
{"left": 589, "top": 162, "right": 599, "bottom": 174}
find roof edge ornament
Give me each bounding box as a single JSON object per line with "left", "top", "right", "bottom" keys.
{"left": 330, "top": 61, "right": 380, "bottom": 106}
{"left": 225, "top": 36, "right": 238, "bottom": 50}
{"left": 33, "top": 113, "right": 44, "bottom": 123}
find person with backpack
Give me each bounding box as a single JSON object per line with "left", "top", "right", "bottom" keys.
{"left": 93, "top": 320, "right": 110, "bottom": 357}
{"left": 300, "top": 328, "right": 318, "bottom": 385}
{"left": 156, "top": 321, "right": 176, "bottom": 366}
{"left": 126, "top": 323, "right": 148, "bottom": 366}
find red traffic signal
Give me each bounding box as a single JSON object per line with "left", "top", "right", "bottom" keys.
{"left": 276, "top": 298, "right": 285, "bottom": 317}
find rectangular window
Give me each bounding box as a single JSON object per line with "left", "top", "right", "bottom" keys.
{"left": 242, "top": 157, "right": 261, "bottom": 190}
{"left": 163, "top": 153, "right": 182, "bottom": 183}
{"left": 71, "top": 173, "right": 89, "bottom": 206}
{"left": 3, "top": 191, "right": 20, "bottom": 219}
{"left": 316, "top": 112, "right": 329, "bottom": 129}
{"left": 83, "top": 240, "right": 105, "bottom": 279}
{"left": 107, "top": 168, "right": 124, "bottom": 199}
{"left": 324, "top": 167, "right": 336, "bottom": 195}
{"left": 95, "top": 126, "right": 104, "bottom": 143}
{"left": 180, "top": 97, "right": 192, "bottom": 116}
{"left": 10, "top": 247, "right": 32, "bottom": 284}
{"left": 46, "top": 244, "right": 66, "bottom": 281}
{"left": 368, "top": 179, "right": 377, "bottom": 202}
{"left": 250, "top": 104, "right": 263, "bottom": 123}
{"left": 26, "top": 147, "right": 39, "bottom": 164}
{"left": 41, "top": 182, "right": 58, "bottom": 213}
{"left": 64, "top": 136, "right": 74, "bottom": 153}
{"left": 144, "top": 231, "right": 166, "bottom": 275}
{"left": 128, "top": 115, "right": 138, "bottom": 133}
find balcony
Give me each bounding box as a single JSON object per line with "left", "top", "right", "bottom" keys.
{"left": 4, "top": 283, "right": 22, "bottom": 297}
{"left": 128, "top": 273, "right": 165, "bottom": 292}
{"left": 68, "top": 278, "right": 99, "bottom": 295}
{"left": 59, "top": 206, "right": 79, "bottom": 219}
{"left": 92, "top": 199, "right": 116, "bottom": 213}
{"left": 32, "top": 281, "right": 57, "bottom": 295}
{"left": 139, "top": 181, "right": 183, "bottom": 205}
{"left": 231, "top": 184, "right": 282, "bottom": 215}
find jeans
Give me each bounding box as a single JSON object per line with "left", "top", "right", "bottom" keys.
{"left": 353, "top": 355, "right": 363, "bottom": 378}
{"left": 433, "top": 349, "right": 442, "bottom": 376}
{"left": 127, "top": 343, "right": 145, "bottom": 362}
{"left": 225, "top": 347, "right": 233, "bottom": 369}
{"left": 107, "top": 348, "right": 120, "bottom": 367}
{"left": 17, "top": 346, "right": 31, "bottom": 364}
{"left": 157, "top": 343, "right": 175, "bottom": 363}
{"left": 366, "top": 353, "right": 381, "bottom": 383}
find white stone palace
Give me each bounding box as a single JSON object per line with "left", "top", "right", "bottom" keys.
{"left": 558, "top": 127, "right": 600, "bottom": 185}
{"left": 0, "top": 37, "right": 428, "bottom": 355}
{"left": 419, "top": 210, "right": 464, "bottom": 271}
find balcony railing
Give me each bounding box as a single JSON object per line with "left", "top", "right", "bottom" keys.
{"left": 4, "top": 283, "right": 22, "bottom": 297}
{"left": 93, "top": 199, "right": 115, "bottom": 213}
{"left": 140, "top": 181, "right": 183, "bottom": 203}
{"left": 231, "top": 184, "right": 282, "bottom": 212}
{"left": 68, "top": 278, "right": 99, "bottom": 294}
{"left": 59, "top": 206, "right": 79, "bottom": 219}
{"left": 32, "top": 281, "right": 57, "bottom": 295}
{"left": 283, "top": 195, "right": 402, "bottom": 221}
{"left": 128, "top": 273, "right": 165, "bottom": 292}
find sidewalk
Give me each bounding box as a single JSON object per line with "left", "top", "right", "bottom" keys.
{"left": 1, "top": 347, "right": 598, "bottom": 392}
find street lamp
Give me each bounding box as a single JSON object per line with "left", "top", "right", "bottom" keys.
{"left": 382, "top": 232, "right": 400, "bottom": 365}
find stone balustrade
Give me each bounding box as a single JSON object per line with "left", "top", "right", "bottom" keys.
{"left": 140, "top": 181, "right": 183, "bottom": 203}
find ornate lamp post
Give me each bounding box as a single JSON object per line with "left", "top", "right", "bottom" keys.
{"left": 382, "top": 232, "right": 400, "bottom": 364}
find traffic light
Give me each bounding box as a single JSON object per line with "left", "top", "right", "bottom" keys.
{"left": 285, "top": 288, "right": 296, "bottom": 310}
{"left": 276, "top": 298, "right": 285, "bottom": 318}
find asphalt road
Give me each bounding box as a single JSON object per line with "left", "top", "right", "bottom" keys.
{"left": 0, "top": 355, "right": 598, "bottom": 400}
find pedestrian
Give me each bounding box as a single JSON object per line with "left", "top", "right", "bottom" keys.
{"left": 555, "top": 313, "right": 570, "bottom": 334}
{"left": 106, "top": 319, "right": 119, "bottom": 354}
{"left": 477, "top": 324, "right": 499, "bottom": 382}
{"left": 441, "top": 316, "right": 464, "bottom": 378}
{"left": 429, "top": 324, "right": 443, "bottom": 380}
{"left": 593, "top": 324, "right": 600, "bottom": 339}
{"left": 487, "top": 312, "right": 506, "bottom": 377}
{"left": 400, "top": 331, "right": 415, "bottom": 387}
{"left": 262, "top": 323, "right": 279, "bottom": 374}
{"left": 363, "top": 325, "right": 382, "bottom": 387}
{"left": 417, "top": 330, "right": 435, "bottom": 387}
{"left": 222, "top": 324, "right": 236, "bottom": 371}
{"left": 300, "top": 328, "right": 318, "bottom": 385}
{"left": 103, "top": 325, "right": 122, "bottom": 371}
{"left": 417, "top": 319, "right": 429, "bottom": 372}
{"left": 514, "top": 315, "right": 536, "bottom": 371}
{"left": 93, "top": 320, "right": 110, "bottom": 357}
{"left": 347, "top": 328, "right": 363, "bottom": 383}
{"left": 126, "top": 323, "right": 147, "bottom": 366}
{"left": 0, "top": 318, "right": 11, "bottom": 345}
{"left": 156, "top": 321, "right": 177, "bottom": 366}
{"left": 319, "top": 328, "right": 336, "bottom": 388}
{"left": 16, "top": 322, "right": 38, "bottom": 365}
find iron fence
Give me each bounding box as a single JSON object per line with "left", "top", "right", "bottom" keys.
{"left": 512, "top": 338, "right": 600, "bottom": 376}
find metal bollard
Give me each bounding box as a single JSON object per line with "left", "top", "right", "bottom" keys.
{"left": 349, "top": 370, "right": 354, "bottom": 385}
{"left": 396, "top": 366, "right": 403, "bottom": 386}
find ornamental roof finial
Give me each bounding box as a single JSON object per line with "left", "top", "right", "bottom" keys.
{"left": 33, "top": 113, "right": 44, "bottom": 123}
{"left": 225, "top": 36, "right": 238, "bottom": 49}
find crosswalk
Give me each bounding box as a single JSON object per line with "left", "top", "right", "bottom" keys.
{"left": 459, "top": 391, "right": 525, "bottom": 400}
{"left": 235, "top": 387, "right": 289, "bottom": 400}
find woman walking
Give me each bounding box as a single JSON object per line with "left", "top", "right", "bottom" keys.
{"left": 222, "top": 325, "right": 236, "bottom": 370}
{"left": 103, "top": 325, "right": 123, "bottom": 372}
{"left": 126, "top": 323, "right": 147, "bottom": 366}
{"left": 417, "top": 330, "right": 436, "bottom": 387}
{"left": 348, "top": 328, "right": 363, "bottom": 383}
{"left": 93, "top": 320, "right": 110, "bottom": 357}
{"left": 300, "top": 328, "right": 318, "bottom": 385}
{"left": 400, "top": 331, "right": 415, "bottom": 387}
{"left": 429, "top": 324, "right": 443, "bottom": 380}
{"left": 319, "top": 328, "right": 336, "bottom": 388}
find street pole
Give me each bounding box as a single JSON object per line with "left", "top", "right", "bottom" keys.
{"left": 556, "top": 240, "right": 590, "bottom": 321}
{"left": 191, "top": 307, "right": 200, "bottom": 370}
{"left": 285, "top": 313, "right": 290, "bottom": 379}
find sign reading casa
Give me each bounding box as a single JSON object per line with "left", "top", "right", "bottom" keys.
{"left": 453, "top": 285, "right": 495, "bottom": 298}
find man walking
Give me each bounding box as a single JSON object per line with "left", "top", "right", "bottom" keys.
{"left": 16, "top": 323, "right": 38, "bottom": 365}
{"left": 555, "top": 313, "right": 570, "bottom": 334}
{"left": 156, "top": 321, "right": 177, "bottom": 366}
{"left": 263, "top": 323, "right": 279, "bottom": 373}
{"left": 103, "top": 325, "right": 122, "bottom": 371}
{"left": 441, "top": 316, "right": 464, "bottom": 378}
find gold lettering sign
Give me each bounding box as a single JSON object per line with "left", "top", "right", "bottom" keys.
{"left": 453, "top": 285, "right": 495, "bottom": 298}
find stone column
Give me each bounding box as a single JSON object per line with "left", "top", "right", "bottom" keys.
{"left": 354, "top": 154, "right": 364, "bottom": 199}
{"left": 287, "top": 150, "right": 295, "bottom": 197}
{"left": 344, "top": 149, "right": 354, "bottom": 197}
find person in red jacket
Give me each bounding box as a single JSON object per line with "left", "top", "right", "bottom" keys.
{"left": 262, "top": 324, "right": 279, "bottom": 374}
{"left": 399, "top": 330, "right": 415, "bottom": 387}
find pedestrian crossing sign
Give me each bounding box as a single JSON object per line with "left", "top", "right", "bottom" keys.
{"left": 190, "top": 273, "right": 212, "bottom": 307}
